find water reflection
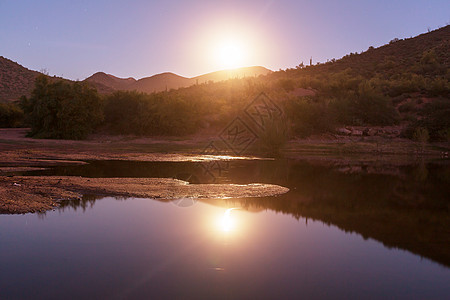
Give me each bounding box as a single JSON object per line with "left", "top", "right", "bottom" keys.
{"left": 218, "top": 208, "right": 239, "bottom": 233}
{"left": 30, "top": 158, "right": 449, "bottom": 267}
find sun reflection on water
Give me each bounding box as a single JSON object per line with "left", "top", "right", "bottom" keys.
{"left": 218, "top": 208, "right": 239, "bottom": 233}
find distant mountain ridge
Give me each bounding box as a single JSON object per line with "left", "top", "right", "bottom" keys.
{"left": 85, "top": 66, "right": 272, "bottom": 94}
{"left": 0, "top": 56, "right": 270, "bottom": 102}
{"left": 1, "top": 25, "right": 448, "bottom": 102}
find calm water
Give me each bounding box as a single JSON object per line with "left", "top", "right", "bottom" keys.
{"left": 1, "top": 159, "right": 449, "bottom": 299}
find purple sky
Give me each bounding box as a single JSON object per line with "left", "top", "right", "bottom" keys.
{"left": 1, "top": 0, "right": 448, "bottom": 80}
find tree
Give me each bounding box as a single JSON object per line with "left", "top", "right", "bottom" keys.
{"left": 25, "top": 75, "right": 103, "bottom": 139}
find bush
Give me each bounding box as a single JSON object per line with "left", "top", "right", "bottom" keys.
{"left": 104, "top": 91, "right": 157, "bottom": 135}
{"left": 24, "top": 75, "right": 103, "bottom": 139}
{"left": 277, "top": 78, "right": 296, "bottom": 92}
{"left": 413, "top": 127, "right": 429, "bottom": 144}
{"left": 404, "top": 98, "right": 450, "bottom": 141}
{"left": 257, "top": 117, "right": 289, "bottom": 156}
{"left": 103, "top": 90, "right": 209, "bottom": 136}
{"left": 0, "top": 102, "right": 24, "bottom": 127}
{"left": 285, "top": 96, "right": 334, "bottom": 137}
{"left": 330, "top": 81, "right": 398, "bottom": 126}
{"left": 398, "top": 102, "right": 416, "bottom": 113}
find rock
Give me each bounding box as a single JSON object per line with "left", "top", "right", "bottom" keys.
{"left": 365, "top": 128, "right": 378, "bottom": 136}
{"left": 337, "top": 128, "right": 351, "bottom": 135}
{"left": 351, "top": 129, "right": 363, "bottom": 136}
{"left": 363, "top": 128, "right": 369, "bottom": 136}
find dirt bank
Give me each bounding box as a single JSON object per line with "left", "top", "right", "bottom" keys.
{"left": 0, "top": 176, "right": 289, "bottom": 214}
{"left": 1, "top": 128, "right": 448, "bottom": 174}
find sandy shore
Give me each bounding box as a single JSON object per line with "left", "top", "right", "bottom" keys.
{"left": 0, "top": 176, "right": 289, "bottom": 214}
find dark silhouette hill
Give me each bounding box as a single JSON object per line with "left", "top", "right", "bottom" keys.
{"left": 85, "top": 72, "right": 136, "bottom": 91}
{"left": 85, "top": 66, "right": 271, "bottom": 94}
{"left": 131, "top": 72, "right": 191, "bottom": 93}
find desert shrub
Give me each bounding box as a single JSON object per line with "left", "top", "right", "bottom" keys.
{"left": 257, "top": 117, "right": 290, "bottom": 156}
{"left": 104, "top": 91, "right": 157, "bottom": 135}
{"left": 413, "top": 127, "right": 430, "bottom": 152}
{"left": 277, "top": 78, "right": 296, "bottom": 92}
{"left": 285, "top": 96, "right": 334, "bottom": 137}
{"left": 156, "top": 94, "right": 201, "bottom": 135}
{"left": 0, "top": 102, "right": 24, "bottom": 127}
{"left": 330, "top": 81, "right": 398, "bottom": 126}
{"left": 388, "top": 78, "right": 419, "bottom": 97}
{"left": 413, "top": 127, "right": 429, "bottom": 144}
{"left": 391, "top": 95, "right": 408, "bottom": 106}
{"left": 426, "top": 77, "right": 450, "bottom": 97}
{"left": 323, "top": 70, "right": 363, "bottom": 97}
{"left": 402, "top": 113, "right": 417, "bottom": 122}
{"left": 404, "top": 98, "right": 450, "bottom": 141}
{"left": 103, "top": 89, "right": 211, "bottom": 136}
{"left": 418, "top": 50, "right": 445, "bottom": 75}
{"left": 24, "top": 75, "right": 103, "bottom": 139}
{"left": 398, "top": 102, "right": 416, "bottom": 113}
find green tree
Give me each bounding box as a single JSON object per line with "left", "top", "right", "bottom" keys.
{"left": 26, "top": 75, "right": 103, "bottom": 139}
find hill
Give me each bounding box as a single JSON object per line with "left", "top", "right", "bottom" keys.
{"left": 85, "top": 66, "right": 272, "bottom": 94}
{"left": 85, "top": 72, "right": 136, "bottom": 91}
{"left": 0, "top": 56, "right": 40, "bottom": 102}
{"left": 287, "top": 25, "right": 449, "bottom": 78}
{"left": 0, "top": 55, "right": 270, "bottom": 102}
{"left": 194, "top": 66, "right": 271, "bottom": 83}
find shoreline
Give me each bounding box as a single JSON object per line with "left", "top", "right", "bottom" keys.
{"left": 0, "top": 128, "right": 448, "bottom": 214}
{"left": 0, "top": 176, "right": 289, "bottom": 214}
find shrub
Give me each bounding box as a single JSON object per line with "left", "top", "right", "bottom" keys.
{"left": 0, "top": 102, "right": 24, "bottom": 127}
{"left": 330, "top": 81, "right": 398, "bottom": 126}
{"left": 413, "top": 127, "right": 429, "bottom": 144}
{"left": 285, "top": 96, "right": 334, "bottom": 137}
{"left": 104, "top": 91, "right": 156, "bottom": 135}
{"left": 398, "top": 102, "right": 416, "bottom": 113}
{"left": 277, "top": 78, "right": 296, "bottom": 92}
{"left": 103, "top": 90, "right": 209, "bottom": 136}
{"left": 404, "top": 98, "right": 450, "bottom": 141}
{"left": 25, "top": 75, "right": 103, "bottom": 139}
{"left": 257, "top": 117, "right": 289, "bottom": 156}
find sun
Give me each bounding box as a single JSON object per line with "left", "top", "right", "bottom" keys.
{"left": 215, "top": 39, "right": 246, "bottom": 69}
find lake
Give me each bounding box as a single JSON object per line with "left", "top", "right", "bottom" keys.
{"left": 1, "top": 158, "right": 449, "bottom": 299}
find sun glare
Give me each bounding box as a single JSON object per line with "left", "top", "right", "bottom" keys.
{"left": 215, "top": 39, "right": 247, "bottom": 69}
{"left": 218, "top": 208, "right": 238, "bottom": 233}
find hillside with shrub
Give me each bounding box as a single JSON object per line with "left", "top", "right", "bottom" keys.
{"left": 4, "top": 26, "right": 450, "bottom": 144}
{"left": 0, "top": 56, "right": 40, "bottom": 102}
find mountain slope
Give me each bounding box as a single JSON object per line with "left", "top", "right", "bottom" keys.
{"left": 294, "top": 25, "right": 449, "bottom": 77}
{"left": 194, "top": 66, "right": 271, "bottom": 83}
{"left": 0, "top": 56, "right": 39, "bottom": 102}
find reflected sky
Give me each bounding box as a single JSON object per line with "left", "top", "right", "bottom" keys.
{"left": 0, "top": 197, "right": 448, "bottom": 299}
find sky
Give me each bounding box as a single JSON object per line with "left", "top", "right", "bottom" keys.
{"left": 0, "top": 0, "right": 449, "bottom": 80}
